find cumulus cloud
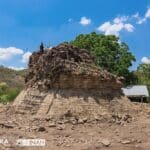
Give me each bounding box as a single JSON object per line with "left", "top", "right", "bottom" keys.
{"left": 124, "top": 24, "right": 134, "bottom": 32}
{"left": 21, "top": 51, "right": 32, "bottom": 63}
{"left": 113, "top": 16, "right": 128, "bottom": 24}
{"left": 98, "top": 22, "right": 122, "bottom": 36}
{"left": 141, "top": 57, "right": 150, "bottom": 64}
{"left": 0, "top": 47, "right": 23, "bottom": 61}
{"left": 97, "top": 16, "right": 134, "bottom": 36}
{"left": 79, "top": 16, "right": 91, "bottom": 26}
{"left": 8, "top": 66, "right": 25, "bottom": 70}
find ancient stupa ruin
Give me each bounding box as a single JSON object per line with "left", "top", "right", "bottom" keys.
{"left": 13, "top": 43, "right": 124, "bottom": 120}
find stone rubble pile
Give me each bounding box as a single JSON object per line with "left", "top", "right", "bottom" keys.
{"left": 25, "top": 43, "right": 123, "bottom": 91}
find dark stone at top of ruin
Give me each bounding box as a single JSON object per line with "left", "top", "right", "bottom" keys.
{"left": 25, "top": 43, "right": 123, "bottom": 90}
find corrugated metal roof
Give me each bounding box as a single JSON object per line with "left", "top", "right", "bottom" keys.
{"left": 122, "top": 85, "right": 149, "bottom": 97}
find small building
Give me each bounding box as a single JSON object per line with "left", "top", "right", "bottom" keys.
{"left": 122, "top": 85, "right": 149, "bottom": 102}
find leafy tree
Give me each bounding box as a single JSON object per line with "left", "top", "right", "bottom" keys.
{"left": 136, "top": 64, "right": 150, "bottom": 93}
{"left": 137, "top": 64, "right": 150, "bottom": 79}
{"left": 71, "top": 32, "right": 135, "bottom": 83}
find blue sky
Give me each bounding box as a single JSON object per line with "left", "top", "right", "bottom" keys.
{"left": 0, "top": 0, "right": 150, "bottom": 70}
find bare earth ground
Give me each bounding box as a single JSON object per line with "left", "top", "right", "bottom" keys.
{"left": 0, "top": 101, "right": 150, "bottom": 150}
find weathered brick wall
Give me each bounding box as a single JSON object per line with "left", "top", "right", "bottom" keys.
{"left": 14, "top": 88, "right": 122, "bottom": 116}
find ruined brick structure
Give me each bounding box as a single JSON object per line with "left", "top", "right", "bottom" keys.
{"left": 14, "top": 43, "right": 124, "bottom": 118}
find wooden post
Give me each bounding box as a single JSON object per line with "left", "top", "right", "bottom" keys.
{"left": 140, "top": 96, "right": 143, "bottom": 109}
{"left": 141, "top": 97, "right": 143, "bottom": 103}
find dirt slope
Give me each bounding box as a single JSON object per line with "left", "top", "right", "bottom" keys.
{"left": 0, "top": 100, "right": 150, "bottom": 150}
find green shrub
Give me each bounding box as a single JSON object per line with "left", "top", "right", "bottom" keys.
{"left": 0, "top": 82, "right": 21, "bottom": 103}
{"left": 0, "top": 94, "right": 9, "bottom": 104}
{"left": 7, "top": 88, "right": 20, "bottom": 102}
{"left": 0, "top": 82, "right": 8, "bottom": 94}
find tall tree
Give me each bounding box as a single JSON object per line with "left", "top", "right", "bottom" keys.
{"left": 137, "top": 64, "right": 150, "bottom": 79}
{"left": 136, "top": 64, "right": 150, "bottom": 93}
{"left": 71, "top": 32, "right": 135, "bottom": 83}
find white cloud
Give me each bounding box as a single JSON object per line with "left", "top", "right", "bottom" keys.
{"left": 98, "top": 22, "right": 111, "bottom": 30}
{"left": 134, "top": 13, "right": 146, "bottom": 24}
{"left": 124, "top": 24, "right": 134, "bottom": 32}
{"left": 133, "top": 8, "right": 150, "bottom": 24}
{"left": 97, "top": 16, "right": 134, "bottom": 36}
{"left": 141, "top": 57, "right": 150, "bottom": 64}
{"left": 97, "top": 22, "right": 111, "bottom": 32}
{"left": 137, "top": 18, "right": 146, "bottom": 24}
{"left": 145, "top": 8, "right": 150, "bottom": 18}
{"left": 132, "top": 13, "right": 139, "bottom": 19}
{"left": 8, "top": 66, "right": 25, "bottom": 70}
{"left": 22, "top": 51, "right": 32, "bottom": 63}
{"left": 0, "top": 47, "right": 23, "bottom": 61}
{"left": 97, "top": 22, "right": 123, "bottom": 36}
{"left": 79, "top": 16, "right": 91, "bottom": 26}
{"left": 113, "top": 16, "right": 128, "bottom": 24}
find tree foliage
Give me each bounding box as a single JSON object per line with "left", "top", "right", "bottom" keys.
{"left": 71, "top": 32, "right": 135, "bottom": 82}
{"left": 137, "top": 64, "right": 150, "bottom": 79}
{"left": 136, "top": 64, "right": 150, "bottom": 93}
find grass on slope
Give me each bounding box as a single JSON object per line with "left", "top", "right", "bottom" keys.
{"left": 0, "top": 66, "right": 26, "bottom": 103}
